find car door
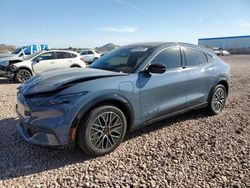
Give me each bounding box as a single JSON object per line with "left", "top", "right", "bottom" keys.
{"left": 139, "top": 46, "right": 188, "bottom": 123}
{"left": 54, "top": 52, "right": 74, "bottom": 68}
{"left": 182, "top": 47, "right": 215, "bottom": 107}
{"left": 81, "top": 51, "right": 94, "bottom": 62}
{"left": 32, "top": 52, "right": 56, "bottom": 73}
{"left": 80, "top": 51, "right": 89, "bottom": 62}
{"left": 87, "top": 51, "right": 95, "bottom": 61}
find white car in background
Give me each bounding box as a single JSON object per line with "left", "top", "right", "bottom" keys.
{"left": 0, "top": 44, "right": 49, "bottom": 77}
{"left": 79, "top": 50, "right": 101, "bottom": 63}
{"left": 220, "top": 50, "right": 230, "bottom": 56}
{"left": 9, "top": 50, "right": 86, "bottom": 83}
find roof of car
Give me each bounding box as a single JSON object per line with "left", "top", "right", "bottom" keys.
{"left": 122, "top": 42, "right": 215, "bottom": 56}
{"left": 38, "top": 49, "right": 78, "bottom": 54}
{"left": 123, "top": 42, "right": 205, "bottom": 48}
{"left": 123, "top": 42, "right": 175, "bottom": 48}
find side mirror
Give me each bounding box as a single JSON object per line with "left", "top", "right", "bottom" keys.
{"left": 34, "top": 57, "right": 42, "bottom": 63}
{"left": 147, "top": 63, "right": 166, "bottom": 74}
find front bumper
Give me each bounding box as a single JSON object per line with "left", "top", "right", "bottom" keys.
{"left": 0, "top": 65, "right": 14, "bottom": 78}
{"left": 16, "top": 122, "right": 61, "bottom": 147}
{"left": 15, "top": 92, "right": 80, "bottom": 147}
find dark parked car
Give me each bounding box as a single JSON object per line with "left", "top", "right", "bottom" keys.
{"left": 16, "top": 42, "right": 230, "bottom": 156}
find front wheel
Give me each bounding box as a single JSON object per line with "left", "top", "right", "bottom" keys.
{"left": 14, "top": 69, "right": 32, "bottom": 83}
{"left": 207, "top": 84, "right": 227, "bottom": 115}
{"left": 77, "top": 105, "right": 127, "bottom": 157}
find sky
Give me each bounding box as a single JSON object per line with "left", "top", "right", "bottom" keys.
{"left": 0, "top": 0, "right": 250, "bottom": 48}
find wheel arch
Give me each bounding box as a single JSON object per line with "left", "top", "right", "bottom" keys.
{"left": 70, "top": 64, "right": 81, "bottom": 68}
{"left": 69, "top": 93, "right": 135, "bottom": 144}
{"left": 217, "top": 80, "right": 229, "bottom": 95}
{"left": 14, "top": 66, "right": 33, "bottom": 75}
{"left": 208, "top": 77, "right": 229, "bottom": 102}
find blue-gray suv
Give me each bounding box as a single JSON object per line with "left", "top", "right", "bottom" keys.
{"left": 16, "top": 42, "right": 230, "bottom": 156}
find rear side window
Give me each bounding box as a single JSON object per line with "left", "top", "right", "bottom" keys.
{"left": 206, "top": 54, "right": 214, "bottom": 62}
{"left": 88, "top": 51, "right": 94, "bottom": 54}
{"left": 184, "top": 48, "right": 207, "bottom": 66}
{"left": 56, "top": 52, "right": 72, "bottom": 59}
{"left": 151, "top": 47, "right": 182, "bottom": 69}
{"left": 70, "top": 53, "right": 77, "bottom": 58}
{"left": 80, "top": 51, "right": 88, "bottom": 55}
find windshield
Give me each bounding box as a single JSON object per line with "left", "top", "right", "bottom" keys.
{"left": 90, "top": 47, "right": 154, "bottom": 73}
{"left": 23, "top": 51, "right": 42, "bottom": 60}
{"left": 11, "top": 48, "right": 22, "bottom": 54}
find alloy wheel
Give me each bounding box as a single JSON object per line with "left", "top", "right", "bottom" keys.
{"left": 16, "top": 70, "right": 31, "bottom": 82}
{"left": 89, "top": 112, "right": 123, "bottom": 150}
{"left": 212, "top": 87, "right": 226, "bottom": 112}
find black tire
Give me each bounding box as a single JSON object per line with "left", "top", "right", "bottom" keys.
{"left": 77, "top": 105, "right": 127, "bottom": 157}
{"left": 207, "top": 84, "right": 227, "bottom": 115}
{"left": 14, "top": 69, "right": 32, "bottom": 83}
{"left": 70, "top": 65, "right": 80, "bottom": 68}
{"left": 93, "top": 57, "right": 98, "bottom": 62}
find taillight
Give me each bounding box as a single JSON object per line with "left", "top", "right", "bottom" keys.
{"left": 80, "top": 57, "right": 84, "bottom": 62}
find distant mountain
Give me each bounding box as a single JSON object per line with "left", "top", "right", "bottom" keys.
{"left": 95, "top": 43, "right": 120, "bottom": 53}
{"left": 0, "top": 44, "right": 16, "bottom": 53}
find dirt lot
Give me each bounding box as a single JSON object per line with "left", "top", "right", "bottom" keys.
{"left": 0, "top": 55, "right": 249, "bottom": 187}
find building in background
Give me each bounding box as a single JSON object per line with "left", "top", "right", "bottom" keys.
{"left": 198, "top": 35, "right": 250, "bottom": 54}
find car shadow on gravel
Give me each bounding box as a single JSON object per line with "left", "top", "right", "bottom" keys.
{"left": 125, "top": 108, "right": 208, "bottom": 141}
{"left": 0, "top": 109, "right": 208, "bottom": 181}
{"left": 0, "top": 117, "right": 93, "bottom": 181}
{"left": 0, "top": 77, "right": 17, "bottom": 85}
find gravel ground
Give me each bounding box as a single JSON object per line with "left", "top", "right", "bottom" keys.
{"left": 0, "top": 55, "right": 249, "bottom": 187}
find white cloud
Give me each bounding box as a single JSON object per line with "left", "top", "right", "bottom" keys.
{"left": 96, "top": 26, "right": 138, "bottom": 33}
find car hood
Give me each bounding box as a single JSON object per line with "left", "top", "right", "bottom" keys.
{"left": 0, "top": 53, "right": 15, "bottom": 58}
{"left": 19, "top": 68, "right": 126, "bottom": 96}
{"left": 0, "top": 54, "right": 21, "bottom": 65}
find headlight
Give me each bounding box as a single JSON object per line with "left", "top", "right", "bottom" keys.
{"left": 30, "top": 92, "right": 88, "bottom": 106}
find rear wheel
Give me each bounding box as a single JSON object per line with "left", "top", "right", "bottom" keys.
{"left": 93, "top": 57, "right": 98, "bottom": 62}
{"left": 77, "top": 105, "right": 127, "bottom": 157}
{"left": 14, "top": 69, "right": 32, "bottom": 83}
{"left": 207, "top": 84, "right": 227, "bottom": 115}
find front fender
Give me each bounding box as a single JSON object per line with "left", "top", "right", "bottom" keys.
{"left": 69, "top": 92, "right": 135, "bottom": 143}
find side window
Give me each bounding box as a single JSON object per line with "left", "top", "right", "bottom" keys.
{"left": 185, "top": 48, "right": 207, "bottom": 66}
{"left": 23, "top": 48, "right": 31, "bottom": 55}
{"left": 80, "top": 51, "right": 88, "bottom": 55}
{"left": 19, "top": 52, "right": 24, "bottom": 57}
{"left": 70, "top": 53, "right": 77, "bottom": 58}
{"left": 206, "top": 54, "right": 214, "bottom": 62}
{"left": 151, "top": 47, "right": 182, "bottom": 69}
{"left": 88, "top": 51, "right": 94, "bottom": 55}
{"left": 56, "top": 52, "right": 72, "bottom": 59}
{"left": 34, "top": 52, "right": 55, "bottom": 61}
